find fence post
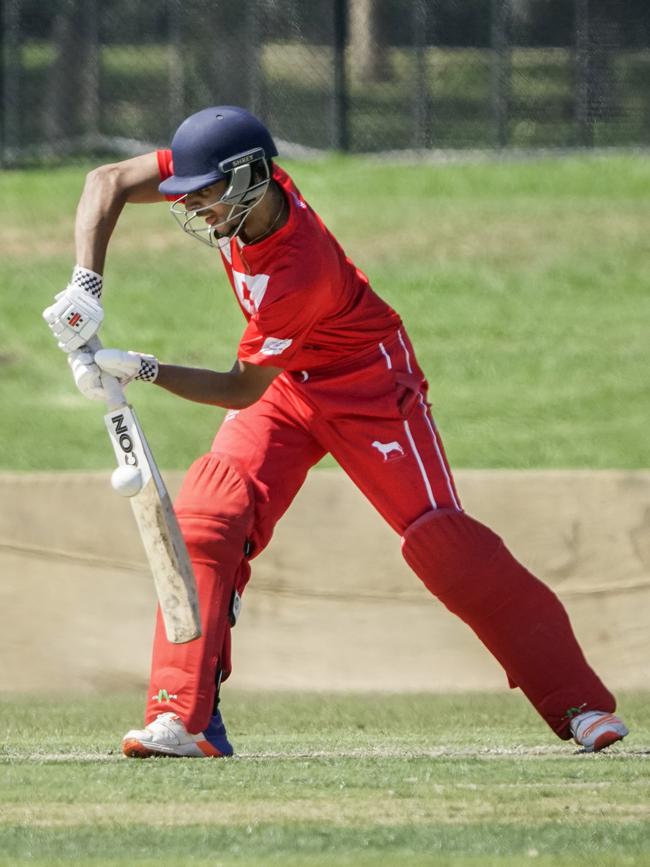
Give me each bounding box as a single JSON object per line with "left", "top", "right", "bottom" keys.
{"left": 490, "top": 0, "right": 511, "bottom": 149}
{"left": 168, "top": 0, "right": 185, "bottom": 131}
{"left": 247, "top": 0, "right": 263, "bottom": 118}
{"left": 1, "top": 0, "right": 21, "bottom": 163}
{"left": 81, "top": 0, "right": 100, "bottom": 144}
{"left": 574, "top": 0, "right": 592, "bottom": 147}
{"left": 333, "top": 0, "right": 349, "bottom": 151}
{"left": 412, "top": 0, "right": 428, "bottom": 149}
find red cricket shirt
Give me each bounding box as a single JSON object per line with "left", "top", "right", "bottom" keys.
{"left": 157, "top": 151, "right": 402, "bottom": 373}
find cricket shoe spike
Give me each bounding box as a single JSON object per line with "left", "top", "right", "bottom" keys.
{"left": 569, "top": 710, "right": 629, "bottom": 753}
{"left": 122, "top": 710, "right": 234, "bottom": 758}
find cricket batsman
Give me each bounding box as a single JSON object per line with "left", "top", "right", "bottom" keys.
{"left": 43, "top": 106, "right": 629, "bottom": 757}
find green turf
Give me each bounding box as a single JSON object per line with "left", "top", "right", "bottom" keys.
{"left": 1, "top": 154, "right": 648, "bottom": 470}
{"left": 0, "top": 692, "right": 647, "bottom": 866}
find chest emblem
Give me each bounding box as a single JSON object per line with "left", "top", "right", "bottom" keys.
{"left": 232, "top": 270, "right": 270, "bottom": 314}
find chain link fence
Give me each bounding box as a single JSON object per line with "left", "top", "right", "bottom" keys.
{"left": 2, "top": 0, "right": 649, "bottom": 164}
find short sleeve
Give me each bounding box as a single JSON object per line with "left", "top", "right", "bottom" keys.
{"left": 156, "top": 149, "right": 178, "bottom": 202}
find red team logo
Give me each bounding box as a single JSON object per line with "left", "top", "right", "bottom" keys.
{"left": 232, "top": 271, "right": 270, "bottom": 315}
{"left": 67, "top": 311, "right": 84, "bottom": 329}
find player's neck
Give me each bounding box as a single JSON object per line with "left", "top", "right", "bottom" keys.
{"left": 240, "top": 182, "right": 288, "bottom": 245}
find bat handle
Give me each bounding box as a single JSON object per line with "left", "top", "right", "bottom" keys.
{"left": 88, "top": 335, "right": 127, "bottom": 411}
{"left": 101, "top": 371, "right": 127, "bottom": 411}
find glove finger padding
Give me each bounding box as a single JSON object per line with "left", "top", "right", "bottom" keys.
{"left": 67, "top": 347, "right": 107, "bottom": 401}
{"left": 94, "top": 348, "right": 159, "bottom": 385}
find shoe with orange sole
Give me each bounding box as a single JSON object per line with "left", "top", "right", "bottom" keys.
{"left": 122, "top": 710, "right": 234, "bottom": 758}
{"left": 570, "top": 710, "right": 629, "bottom": 752}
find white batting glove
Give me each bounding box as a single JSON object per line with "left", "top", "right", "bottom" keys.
{"left": 67, "top": 344, "right": 107, "bottom": 402}
{"left": 94, "top": 348, "right": 159, "bottom": 385}
{"left": 42, "top": 266, "right": 104, "bottom": 353}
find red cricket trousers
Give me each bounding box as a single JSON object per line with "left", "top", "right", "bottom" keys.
{"left": 146, "top": 329, "right": 614, "bottom": 736}
{"left": 146, "top": 329, "right": 459, "bottom": 727}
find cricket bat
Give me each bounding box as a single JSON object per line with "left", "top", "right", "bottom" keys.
{"left": 100, "top": 368, "right": 201, "bottom": 644}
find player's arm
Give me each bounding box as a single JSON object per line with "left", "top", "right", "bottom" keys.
{"left": 76, "top": 151, "right": 166, "bottom": 274}
{"left": 43, "top": 153, "right": 166, "bottom": 353}
{"left": 78, "top": 348, "right": 282, "bottom": 410}
{"left": 154, "top": 359, "right": 281, "bottom": 410}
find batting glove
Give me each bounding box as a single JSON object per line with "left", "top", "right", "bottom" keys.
{"left": 94, "top": 348, "right": 159, "bottom": 386}
{"left": 42, "top": 265, "right": 104, "bottom": 353}
{"left": 67, "top": 343, "right": 107, "bottom": 402}
{"left": 68, "top": 264, "right": 104, "bottom": 300}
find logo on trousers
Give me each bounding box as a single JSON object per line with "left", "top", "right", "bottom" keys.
{"left": 151, "top": 689, "right": 178, "bottom": 702}
{"left": 371, "top": 440, "right": 405, "bottom": 462}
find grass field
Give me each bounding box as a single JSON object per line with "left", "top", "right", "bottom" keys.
{"left": 1, "top": 691, "right": 648, "bottom": 866}
{"left": 1, "top": 154, "right": 648, "bottom": 472}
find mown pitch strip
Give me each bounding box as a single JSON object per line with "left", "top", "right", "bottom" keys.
{"left": 0, "top": 692, "right": 648, "bottom": 866}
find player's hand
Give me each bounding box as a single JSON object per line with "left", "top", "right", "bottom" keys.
{"left": 42, "top": 265, "right": 104, "bottom": 353}
{"left": 67, "top": 342, "right": 107, "bottom": 402}
{"left": 94, "top": 348, "right": 159, "bottom": 385}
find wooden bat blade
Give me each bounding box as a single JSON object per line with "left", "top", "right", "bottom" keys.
{"left": 104, "top": 402, "right": 201, "bottom": 644}
{"left": 130, "top": 477, "right": 201, "bottom": 644}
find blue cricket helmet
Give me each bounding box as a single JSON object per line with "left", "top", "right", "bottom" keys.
{"left": 159, "top": 105, "right": 278, "bottom": 196}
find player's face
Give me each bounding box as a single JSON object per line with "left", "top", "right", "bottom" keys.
{"left": 184, "top": 181, "right": 241, "bottom": 236}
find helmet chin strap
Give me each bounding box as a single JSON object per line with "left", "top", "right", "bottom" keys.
{"left": 210, "top": 203, "right": 254, "bottom": 243}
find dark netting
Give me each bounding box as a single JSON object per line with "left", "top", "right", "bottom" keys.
{"left": 1, "top": 0, "right": 649, "bottom": 164}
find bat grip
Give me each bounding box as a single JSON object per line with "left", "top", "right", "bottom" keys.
{"left": 101, "top": 371, "right": 127, "bottom": 411}
{"left": 88, "top": 335, "right": 126, "bottom": 411}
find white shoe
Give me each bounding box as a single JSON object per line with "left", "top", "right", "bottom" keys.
{"left": 122, "top": 711, "right": 232, "bottom": 758}
{"left": 570, "top": 710, "right": 629, "bottom": 752}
